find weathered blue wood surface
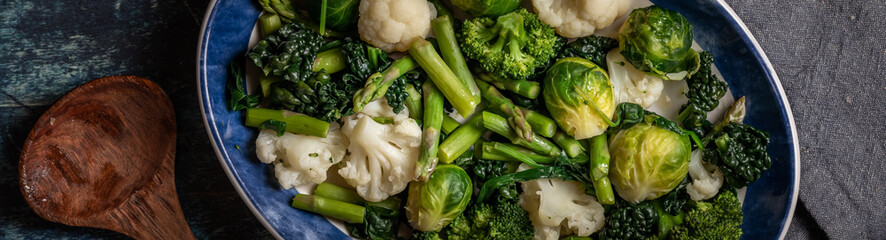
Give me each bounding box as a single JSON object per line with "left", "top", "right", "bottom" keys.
{"left": 0, "top": 0, "right": 271, "bottom": 238}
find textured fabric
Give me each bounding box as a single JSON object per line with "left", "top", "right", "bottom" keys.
{"left": 725, "top": 0, "right": 886, "bottom": 239}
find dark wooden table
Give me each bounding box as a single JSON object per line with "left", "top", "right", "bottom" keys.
{"left": 2, "top": 0, "right": 884, "bottom": 239}
{"left": 0, "top": 0, "right": 270, "bottom": 238}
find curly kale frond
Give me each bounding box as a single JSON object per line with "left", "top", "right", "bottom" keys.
{"left": 678, "top": 52, "right": 728, "bottom": 137}
{"left": 668, "top": 191, "right": 743, "bottom": 240}
{"left": 247, "top": 22, "right": 325, "bottom": 83}
{"left": 599, "top": 200, "right": 659, "bottom": 240}
{"left": 268, "top": 69, "right": 362, "bottom": 122}
{"left": 686, "top": 52, "right": 728, "bottom": 112}
{"left": 459, "top": 9, "right": 562, "bottom": 80}
{"left": 227, "top": 60, "right": 260, "bottom": 111}
{"left": 473, "top": 159, "right": 519, "bottom": 201}
{"left": 704, "top": 123, "right": 772, "bottom": 189}
{"left": 385, "top": 70, "right": 425, "bottom": 114}
{"left": 558, "top": 35, "right": 619, "bottom": 70}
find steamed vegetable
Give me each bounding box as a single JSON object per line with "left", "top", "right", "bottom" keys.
{"left": 618, "top": 6, "right": 700, "bottom": 80}
{"left": 415, "top": 81, "right": 444, "bottom": 181}
{"left": 685, "top": 150, "right": 724, "bottom": 201}
{"left": 414, "top": 198, "right": 534, "bottom": 240}
{"left": 245, "top": 108, "right": 330, "bottom": 138}
{"left": 309, "top": 0, "right": 360, "bottom": 31}
{"left": 406, "top": 164, "right": 473, "bottom": 232}
{"left": 290, "top": 183, "right": 403, "bottom": 240}
{"left": 351, "top": 56, "right": 419, "bottom": 113}
{"left": 450, "top": 0, "right": 521, "bottom": 17}
{"left": 704, "top": 122, "right": 772, "bottom": 189}
{"left": 519, "top": 177, "right": 606, "bottom": 239}
{"left": 410, "top": 38, "right": 480, "bottom": 117}
{"left": 607, "top": 50, "right": 665, "bottom": 109}
{"left": 543, "top": 57, "right": 615, "bottom": 140}
{"left": 338, "top": 100, "right": 422, "bottom": 201}
{"left": 254, "top": 125, "right": 348, "bottom": 189}
{"left": 531, "top": 0, "right": 631, "bottom": 38}
{"left": 558, "top": 35, "right": 619, "bottom": 70}
{"left": 608, "top": 115, "right": 692, "bottom": 203}
{"left": 227, "top": 61, "right": 260, "bottom": 111}
{"left": 677, "top": 51, "right": 728, "bottom": 137}
{"left": 357, "top": 0, "right": 436, "bottom": 52}
{"left": 668, "top": 191, "right": 743, "bottom": 240}
{"left": 460, "top": 9, "right": 564, "bottom": 80}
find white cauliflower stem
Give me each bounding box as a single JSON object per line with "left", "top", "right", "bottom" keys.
{"left": 255, "top": 124, "right": 349, "bottom": 189}
{"left": 686, "top": 150, "right": 725, "bottom": 201}
{"left": 532, "top": 0, "right": 631, "bottom": 38}
{"left": 520, "top": 177, "right": 605, "bottom": 240}
{"left": 339, "top": 100, "right": 422, "bottom": 202}
{"left": 358, "top": 0, "right": 436, "bottom": 52}
{"left": 607, "top": 49, "right": 664, "bottom": 109}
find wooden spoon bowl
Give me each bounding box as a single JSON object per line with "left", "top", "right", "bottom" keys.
{"left": 19, "top": 76, "right": 194, "bottom": 240}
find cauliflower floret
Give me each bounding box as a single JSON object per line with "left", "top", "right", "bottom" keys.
{"left": 358, "top": 0, "right": 436, "bottom": 52}
{"left": 339, "top": 100, "right": 422, "bottom": 202}
{"left": 520, "top": 177, "right": 606, "bottom": 240}
{"left": 531, "top": 0, "right": 631, "bottom": 38}
{"left": 606, "top": 49, "right": 664, "bottom": 109}
{"left": 686, "top": 150, "right": 725, "bottom": 201}
{"left": 255, "top": 123, "right": 349, "bottom": 189}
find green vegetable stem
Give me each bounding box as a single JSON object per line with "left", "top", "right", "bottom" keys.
{"left": 473, "top": 67, "right": 541, "bottom": 99}
{"left": 244, "top": 108, "right": 330, "bottom": 138}
{"left": 481, "top": 111, "right": 560, "bottom": 156}
{"left": 438, "top": 115, "right": 485, "bottom": 164}
{"left": 352, "top": 56, "right": 418, "bottom": 112}
{"left": 440, "top": 114, "right": 460, "bottom": 135}
{"left": 416, "top": 81, "right": 445, "bottom": 181}
{"left": 410, "top": 38, "right": 480, "bottom": 117}
{"left": 553, "top": 131, "right": 586, "bottom": 158}
{"left": 588, "top": 134, "right": 614, "bottom": 205}
{"left": 313, "top": 182, "right": 401, "bottom": 211}
{"left": 432, "top": 15, "right": 482, "bottom": 102}
{"left": 476, "top": 141, "right": 556, "bottom": 165}
{"left": 476, "top": 80, "right": 533, "bottom": 141}
{"left": 291, "top": 194, "right": 366, "bottom": 224}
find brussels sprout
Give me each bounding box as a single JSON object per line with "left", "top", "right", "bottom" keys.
{"left": 450, "top": 0, "right": 521, "bottom": 17}
{"left": 618, "top": 6, "right": 700, "bottom": 80}
{"left": 543, "top": 57, "right": 615, "bottom": 140}
{"left": 309, "top": 0, "right": 360, "bottom": 31}
{"left": 608, "top": 118, "right": 692, "bottom": 203}
{"left": 405, "top": 164, "right": 473, "bottom": 232}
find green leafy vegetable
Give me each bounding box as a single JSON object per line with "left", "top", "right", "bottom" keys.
{"left": 417, "top": 199, "right": 534, "bottom": 240}
{"left": 227, "top": 61, "right": 260, "bottom": 111}
{"left": 450, "top": 0, "right": 522, "bottom": 17}
{"left": 609, "top": 115, "right": 692, "bottom": 203}
{"left": 266, "top": 69, "right": 362, "bottom": 122}
{"left": 704, "top": 122, "right": 772, "bottom": 189}
{"left": 599, "top": 200, "right": 658, "bottom": 240}
{"left": 460, "top": 9, "right": 564, "bottom": 80}
{"left": 309, "top": 0, "right": 360, "bottom": 31}
{"left": 678, "top": 51, "right": 728, "bottom": 137}
{"left": 406, "top": 164, "right": 473, "bottom": 232}
{"left": 248, "top": 22, "right": 325, "bottom": 83}
{"left": 559, "top": 35, "right": 619, "bottom": 70}
{"left": 543, "top": 57, "right": 615, "bottom": 140}
{"left": 259, "top": 119, "right": 287, "bottom": 136}
{"left": 619, "top": 6, "right": 700, "bottom": 80}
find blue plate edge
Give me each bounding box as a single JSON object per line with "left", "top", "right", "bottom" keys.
{"left": 194, "top": 0, "right": 803, "bottom": 239}
{"left": 196, "top": 0, "right": 287, "bottom": 239}
{"left": 710, "top": 1, "right": 801, "bottom": 239}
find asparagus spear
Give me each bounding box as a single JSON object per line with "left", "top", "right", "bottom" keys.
{"left": 441, "top": 115, "right": 460, "bottom": 135}
{"left": 410, "top": 39, "right": 479, "bottom": 117}
{"left": 404, "top": 84, "right": 423, "bottom": 120}
{"left": 481, "top": 111, "right": 560, "bottom": 156}
{"left": 473, "top": 67, "right": 540, "bottom": 99}
{"left": 313, "top": 182, "right": 401, "bottom": 211}
{"left": 438, "top": 116, "right": 484, "bottom": 164}
{"left": 432, "top": 15, "right": 481, "bottom": 101}
{"left": 476, "top": 80, "right": 532, "bottom": 141}
{"left": 245, "top": 108, "right": 329, "bottom": 138}
{"left": 415, "top": 81, "right": 444, "bottom": 181}
{"left": 588, "top": 135, "right": 614, "bottom": 205}
{"left": 553, "top": 131, "right": 587, "bottom": 158}
{"left": 352, "top": 56, "right": 418, "bottom": 112}
{"left": 291, "top": 194, "right": 366, "bottom": 223}
{"left": 475, "top": 141, "right": 555, "bottom": 164}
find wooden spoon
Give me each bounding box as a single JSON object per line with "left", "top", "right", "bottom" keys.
{"left": 18, "top": 76, "right": 194, "bottom": 240}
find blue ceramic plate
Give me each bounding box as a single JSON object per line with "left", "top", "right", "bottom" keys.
{"left": 197, "top": 0, "right": 800, "bottom": 239}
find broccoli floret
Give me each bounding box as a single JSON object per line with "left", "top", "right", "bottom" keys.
{"left": 558, "top": 35, "right": 619, "bottom": 70}
{"left": 704, "top": 123, "right": 772, "bottom": 189}
{"left": 668, "top": 191, "right": 743, "bottom": 240}
{"left": 411, "top": 230, "right": 443, "bottom": 240}
{"left": 440, "top": 200, "right": 533, "bottom": 240}
{"left": 678, "top": 52, "right": 728, "bottom": 137}
{"left": 459, "top": 9, "right": 563, "bottom": 80}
